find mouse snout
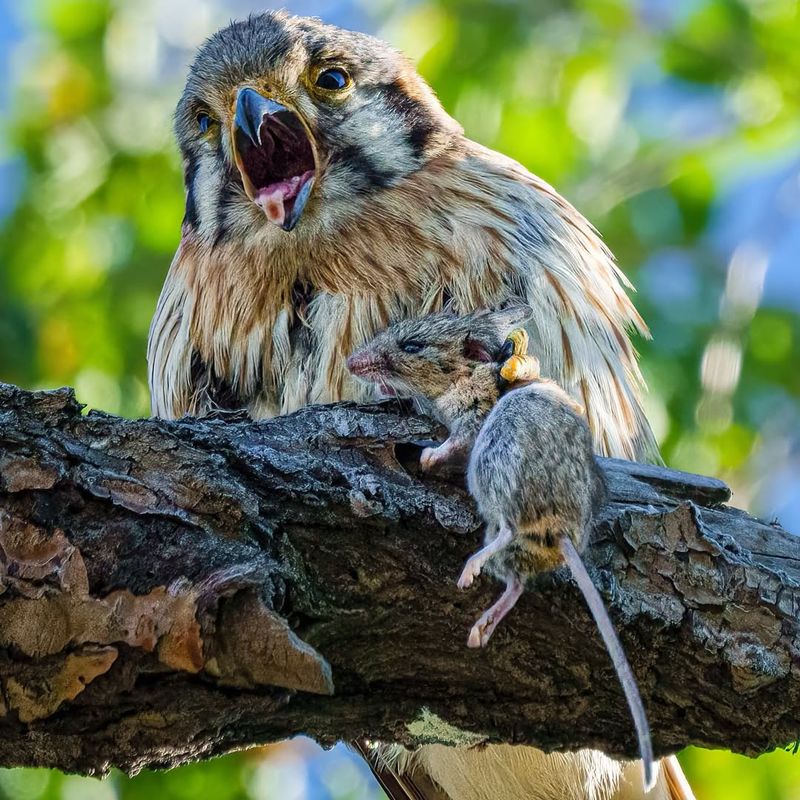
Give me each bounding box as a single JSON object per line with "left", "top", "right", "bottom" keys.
{"left": 345, "top": 353, "right": 361, "bottom": 374}
{"left": 346, "top": 350, "right": 388, "bottom": 377}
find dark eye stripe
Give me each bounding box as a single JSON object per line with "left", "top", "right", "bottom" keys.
{"left": 182, "top": 152, "right": 199, "bottom": 230}
{"left": 381, "top": 79, "right": 436, "bottom": 157}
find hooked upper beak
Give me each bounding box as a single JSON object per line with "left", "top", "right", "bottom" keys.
{"left": 234, "top": 89, "right": 287, "bottom": 146}
{"left": 232, "top": 87, "right": 317, "bottom": 232}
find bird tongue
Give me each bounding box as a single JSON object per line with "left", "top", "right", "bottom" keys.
{"left": 254, "top": 172, "right": 313, "bottom": 227}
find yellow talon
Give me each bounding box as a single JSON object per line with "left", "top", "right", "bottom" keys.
{"left": 500, "top": 330, "right": 539, "bottom": 383}
{"left": 506, "top": 328, "right": 529, "bottom": 356}
{"left": 500, "top": 353, "right": 540, "bottom": 383}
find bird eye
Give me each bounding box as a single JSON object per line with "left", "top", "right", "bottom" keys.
{"left": 401, "top": 341, "right": 424, "bottom": 354}
{"left": 316, "top": 68, "right": 349, "bottom": 91}
{"left": 197, "top": 113, "right": 213, "bottom": 134}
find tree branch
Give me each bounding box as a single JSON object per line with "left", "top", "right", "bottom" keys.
{"left": 0, "top": 382, "right": 797, "bottom": 775}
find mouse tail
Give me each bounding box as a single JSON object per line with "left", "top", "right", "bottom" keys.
{"left": 560, "top": 536, "right": 655, "bottom": 792}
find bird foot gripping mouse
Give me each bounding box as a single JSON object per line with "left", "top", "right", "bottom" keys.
{"left": 347, "top": 307, "right": 655, "bottom": 792}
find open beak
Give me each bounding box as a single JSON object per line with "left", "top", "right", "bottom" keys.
{"left": 232, "top": 87, "right": 317, "bottom": 232}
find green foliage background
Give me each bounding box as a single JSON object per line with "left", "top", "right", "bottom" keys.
{"left": 0, "top": 0, "right": 799, "bottom": 798}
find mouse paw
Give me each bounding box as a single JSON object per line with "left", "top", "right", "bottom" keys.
{"left": 467, "top": 617, "right": 492, "bottom": 648}
{"left": 419, "top": 446, "right": 443, "bottom": 473}
{"left": 457, "top": 557, "right": 482, "bottom": 589}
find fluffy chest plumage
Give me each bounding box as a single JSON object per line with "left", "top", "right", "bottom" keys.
{"left": 148, "top": 142, "right": 657, "bottom": 463}
{"left": 155, "top": 157, "right": 514, "bottom": 418}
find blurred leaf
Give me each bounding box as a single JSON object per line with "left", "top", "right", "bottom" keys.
{"left": 0, "top": 0, "right": 798, "bottom": 797}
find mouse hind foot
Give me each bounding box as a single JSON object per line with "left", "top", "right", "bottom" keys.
{"left": 467, "top": 574, "right": 524, "bottom": 648}
{"left": 457, "top": 522, "right": 512, "bottom": 589}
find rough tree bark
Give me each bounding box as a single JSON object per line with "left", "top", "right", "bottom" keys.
{"left": 0, "top": 382, "right": 797, "bottom": 776}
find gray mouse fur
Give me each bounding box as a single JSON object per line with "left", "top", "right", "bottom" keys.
{"left": 347, "top": 306, "right": 655, "bottom": 791}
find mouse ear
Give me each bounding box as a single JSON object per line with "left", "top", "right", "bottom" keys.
{"left": 463, "top": 335, "right": 495, "bottom": 363}
{"left": 467, "top": 305, "right": 532, "bottom": 352}
{"left": 488, "top": 304, "right": 533, "bottom": 334}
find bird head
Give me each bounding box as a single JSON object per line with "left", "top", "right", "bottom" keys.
{"left": 175, "top": 11, "right": 462, "bottom": 240}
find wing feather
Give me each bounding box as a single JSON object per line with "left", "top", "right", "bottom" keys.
{"left": 462, "top": 144, "right": 660, "bottom": 462}
{"left": 147, "top": 241, "right": 197, "bottom": 419}
{"left": 351, "top": 740, "right": 450, "bottom": 800}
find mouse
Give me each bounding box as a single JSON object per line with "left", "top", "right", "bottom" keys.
{"left": 346, "top": 306, "right": 655, "bottom": 791}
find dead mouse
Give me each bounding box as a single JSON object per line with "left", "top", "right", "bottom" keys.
{"left": 347, "top": 306, "right": 654, "bottom": 791}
